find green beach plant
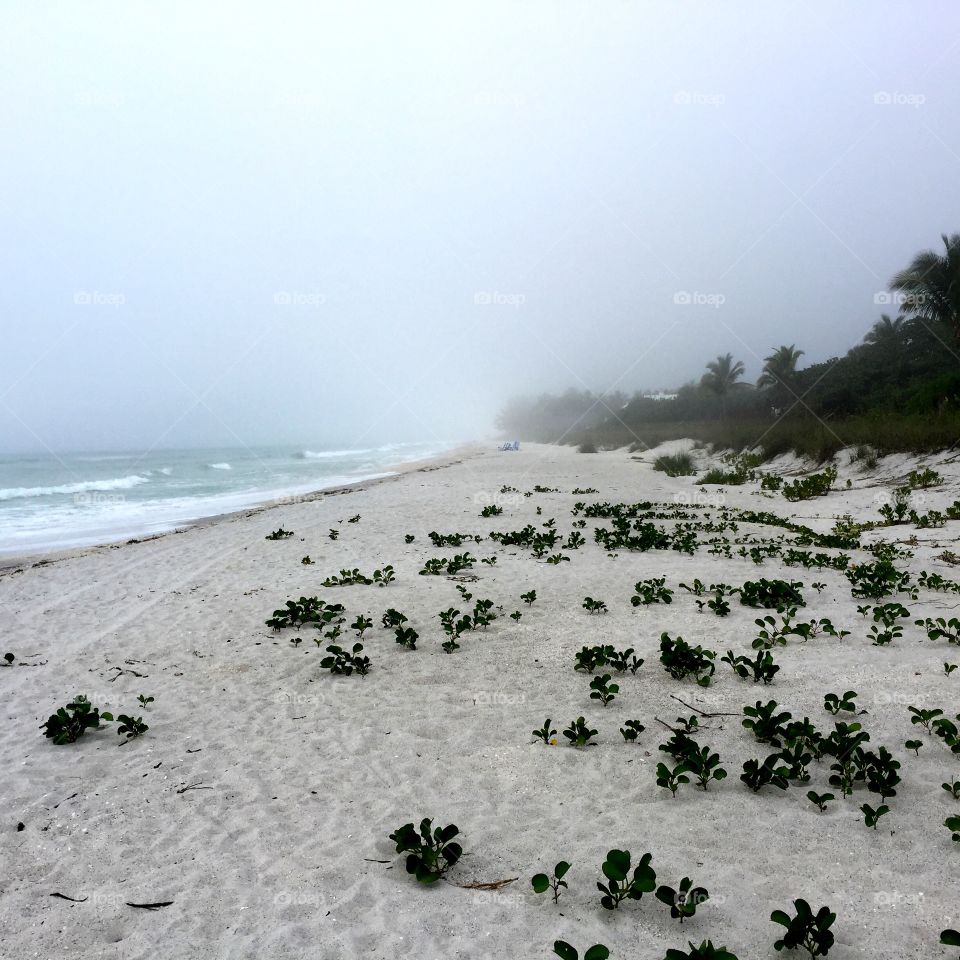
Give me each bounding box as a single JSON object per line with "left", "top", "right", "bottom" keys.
{"left": 388, "top": 819, "right": 462, "bottom": 883}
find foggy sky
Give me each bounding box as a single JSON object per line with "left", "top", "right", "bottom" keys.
{"left": 2, "top": 1, "right": 959, "bottom": 453}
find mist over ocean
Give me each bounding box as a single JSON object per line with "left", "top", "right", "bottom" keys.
{"left": 0, "top": 441, "right": 458, "bottom": 556}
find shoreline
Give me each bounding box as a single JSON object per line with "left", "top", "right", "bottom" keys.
{"left": 0, "top": 442, "right": 481, "bottom": 573}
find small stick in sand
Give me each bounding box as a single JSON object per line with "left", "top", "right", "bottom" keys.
{"left": 669, "top": 694, "right": 739, "bottom": 718}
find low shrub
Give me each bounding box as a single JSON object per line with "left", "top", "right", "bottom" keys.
{"left": 653, "top": 452, "right": 696, "bottom": 477}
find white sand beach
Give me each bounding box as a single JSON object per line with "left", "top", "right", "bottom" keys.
{"left": 2, "top": 442, "right": 958, "bottom": 960}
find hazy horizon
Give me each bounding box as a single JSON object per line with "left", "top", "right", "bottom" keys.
{"left": 3, "top": 1, "right": 959, "bottom": 455}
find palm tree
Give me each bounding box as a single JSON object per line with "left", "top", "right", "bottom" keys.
{"left": 757, "top": 344, "right": 805, "bottom": 389}
{"left": 890, "top": 233, "right": 960, "bottom": 344}
{"left": 863, "top": 314, "right": 905, "bottom": 347}
{"left": 701, "top": 353, "right": 745, "bottom": 418}
{"left": 757, "top": 345, "right": 804, "bottom": 416}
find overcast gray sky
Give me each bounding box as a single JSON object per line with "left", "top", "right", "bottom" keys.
{"left": 2, "top": 1, "right": 959, "bottom": 452}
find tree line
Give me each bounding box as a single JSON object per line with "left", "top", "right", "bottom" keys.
{"left": 497, "top": 234, "right": 960, "bottom": 443}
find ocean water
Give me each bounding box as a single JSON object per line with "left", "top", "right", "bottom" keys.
{"left": 0, "top": 441, "right": 458, "bottom": 557}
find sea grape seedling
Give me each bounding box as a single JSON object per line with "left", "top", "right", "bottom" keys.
{"left": 706, "top": 592, "right": 731, "bottom": 617}
{"left": 329, "top": 529, "right": 339, "bottom": 540}
{"left": 823, "top": 691, "right": 857, "bottom": 715}
{"left": 721, "top": 650, "right": 780, "bottom": 684}
{"left": 945, "top": 815, "right": 960, "bottom": 841}
{"left": 607, "top": 648, "right": 644, "bottom": 674}
{"left": 510, "top": 610, "right": 522, "bottom": 622}
{"left": 115, "top": 714, "right": 148, "bottom": 742}
{"left": 521, "top": 590, "right": 537, "bottom": 605}
{"left": 739, "top": 578, "right": 805, "bottom": 611}
{"left": 863, "top": 746, "right": 901, "bottom": 800}
{"left": 322, "top": 568, "right": 374, "bottom": 587}
{"left": 563, "top": 717, "right": 598, "bottom": 747}
{"left": 908, "top": 706, "right": 943, "bottom": 733}
{"left": 597, "top": 849, "right": 656, "bottom": 910}
{"left": 373, "top": 565, "right": 395, "bottom": 586}
{"left": 771, "top": 899, "right": 836, "bottom": 958}
{"left": 806, "top": 791, "right": 834, "bottom": 812}
{"left": 659, "top": 633, "right": 716, "bottom": 686}
{"left": 631, "top": 577, "right": 674, "bottom": 606}
{"left": 351, "top": 615, "right": 373, "bottom": 638}
{"left": 533, "top": 719, "right": 557, "bottom": 745}
{"left": 657, "top": 761, "right": 691, "bottom": 797}
{"left": 752, "top": 614, "right": 795, "bottom": 650}
{"left": 941, "top": 929, "right": 960, "bottom": 957}
{"left": 916, "top": 617, "right": 960, "bottom": 644}
{"left": 137, "top": 695, "right": 154, "bottom": 708}
{"left": 620, "top": 720, "right": 645, "bottom": 743}
{"left": 904, "top": 739, "right": 922, "bottom": 755}
{"left": 41, "top": 696, "right": 111, "bottom": 745}
{"left": 301, "top": 555, "right": 314, "bottom": 565}
{"left": 583, "top": 597, "right": 608, "bottom": 614}
{"left": 743, "top": 701, "right": 793, "bottom": 746}
{"left": 404, "top": 534, "right": 415, "bottom": 543}
{"left": 589, "top": 674, "right": 619, "bottom": 707}
{"left": 532, "top": 860, "right": 570, "bottom": 903}
{"left": 684, "top": 743, "right": 727, "bottom": 790}
{"left": 943, "top": 777, "right": 960, "bottom": 799}
{"left": 388, "top": 819, "right": 462, "bottom": 883}
{"left": 664, "top": 941, "right": 739, "bottom": 960}
{"left": 741, "top": 755, "right": 789, "bottom": 793}
{"left": 320, "top": 643, "right": 370, "bottom": 676}
{"left": 381, "top": 608, "right": 408, "bottom": 629}
{"left": 778, "top": 741, "right": 813, "bottom": 782}
{"left": 553, "top": 942, "right": 609, "bottom": 960}
{"left": 265, "top": 528, "right": 293, "bottom": 540}
{"left": 860, "top": 803, "right": 889, "bottom": 829}
{"left": 394, "top": 626, "right": 418, "bottom": 650}
{"left": 656, "top": 876, "right": 709, "bottom": 923}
